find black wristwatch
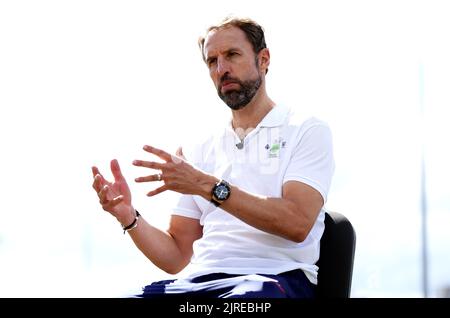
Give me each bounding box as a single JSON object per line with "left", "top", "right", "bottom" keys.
{"left": 211, "top": 179, "right": 231, "bottom": 206}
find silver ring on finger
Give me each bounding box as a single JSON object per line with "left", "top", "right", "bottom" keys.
{"left": 157, "top": 173, "right": 162, "bottom": 181}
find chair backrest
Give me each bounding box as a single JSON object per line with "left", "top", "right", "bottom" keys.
{"left": 316, "top": 211, "right": 356, "bottom": 298}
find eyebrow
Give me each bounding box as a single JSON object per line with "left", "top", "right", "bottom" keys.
{"left": 225, "top": 47, "right": 242, "bottom": 53}
{"left": 206, "top": 56, "right": 216, "bottom": 64}
{"left": 206, "top": 48, "right": 242, "bottom": 63}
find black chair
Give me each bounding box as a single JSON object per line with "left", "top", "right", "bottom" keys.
{"left": 316, "top": 211, "right": 356, "bottom": 298}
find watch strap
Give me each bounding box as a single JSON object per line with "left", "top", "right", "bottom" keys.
{"left": 210, "top": 198, "right": 221, "bottom": 206}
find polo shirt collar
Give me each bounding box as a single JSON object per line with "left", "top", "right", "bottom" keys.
{"left": 225, "top": 104, "right": 290, "bottom": 133}
{"left": 258, "top": 104, "right": 290, "bottom": 128}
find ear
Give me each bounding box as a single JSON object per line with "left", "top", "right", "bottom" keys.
{"left": 258, "top": 48, "right": 270, "bottom": 73}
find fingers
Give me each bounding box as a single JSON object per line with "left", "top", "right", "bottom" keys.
{"left": 143, "top": 145, "right": 172, "bottom": 162}
{"left": 92, "top": 166, "right": 109, "bottom": 193}
{"left": 110, "top": 159, "right": 124, "bottom": 181}
{"left": 92, "top": 162, "right": 125, "bottom": 213}
{"left": 92, "top": 166, "right": 100, "bottom": 178}
{"left": 91, "top": 166, "right": 103, "bottom": 190}
{"left": 135, "top": 174, "right": 163, "bottom": 183}
{"left": 98, "top": 185, "right": 109, "bottom": 204}
{"left": 147, "top": 185, "right": 168, "bottom": 197}
{"left": 102, "top": 195, "right": 124, "bottom": 211}
{"left": 97, "top": 184, "right": 124, "bottom": 210}
{"left": 132, "top": 160, "right": 165, "bottom": 170}
{"left": 92, "top": 174, "right": 105, "bottom": 192}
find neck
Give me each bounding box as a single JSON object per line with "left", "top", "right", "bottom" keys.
{"left": 231, "top": 88, "right": 275, "bottom": 133}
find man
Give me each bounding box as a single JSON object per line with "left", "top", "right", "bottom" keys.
{"left": 92, "top": 17, "right": 334, "bottom": 298}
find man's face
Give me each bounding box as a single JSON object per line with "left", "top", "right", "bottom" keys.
{"left": 204, "top": 26, "right": 263, "bottom": 110}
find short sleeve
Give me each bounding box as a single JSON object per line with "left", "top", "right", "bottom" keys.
{"left": 283, "top": 122, "right": 335, "bottom": 203}
{"left": 172, "top": 194, "right": 202, "bottom": 219}
{"left": 171, "top": 138, "right": 208, "bottom": 220}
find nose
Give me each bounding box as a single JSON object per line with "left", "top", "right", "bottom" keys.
{"left": 216, "top": 57, "right": 231, "bottom": 78}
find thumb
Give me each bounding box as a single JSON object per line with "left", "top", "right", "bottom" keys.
{"left": 110, "top": 159, "right": 125, "bottom": 181}
{"left": 172, "top": 146, "right": 186, "bottom": 164}
{"left": 175, "top": 146, "right": 185, "bottom": 158}
{"left": 176, "top": 146, "right": 187, "bottom": 160}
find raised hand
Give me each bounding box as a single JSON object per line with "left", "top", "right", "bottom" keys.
{"left": 133, "top": 145, "right": 216, "bottom": 198}
{"left": 92, "top": 159, "right": 134, "bottom": 224}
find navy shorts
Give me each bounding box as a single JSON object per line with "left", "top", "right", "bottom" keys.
{"left": 135, "top": 269, "right": 315, "bottom": 298}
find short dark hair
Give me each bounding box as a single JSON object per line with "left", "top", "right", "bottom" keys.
{"left": 198, "top": 16, "right": 267, "bottom": 63}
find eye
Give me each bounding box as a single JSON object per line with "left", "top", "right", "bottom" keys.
{"left": 207, "top": 57, "right": 217, "bottom": 68}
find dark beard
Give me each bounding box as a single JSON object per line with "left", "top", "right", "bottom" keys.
{"left": 218, "top": 75, "right": 262, "bottom": 110}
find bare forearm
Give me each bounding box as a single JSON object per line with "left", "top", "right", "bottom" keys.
{"left": 196, "top": 176, "right": 319, "bottom": 243}
{"left": 126, "top": 217, "right": 188, "bottom": 274}
{"left": 221, "top": 189, "right": 309, "bottom": 242}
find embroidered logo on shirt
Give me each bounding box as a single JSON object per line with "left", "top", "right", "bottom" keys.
{"left": 269, "top": 143, "right": 280, "bottom": 158}
{"left": 266, "top": 138, "right": 286, "bottom": 158}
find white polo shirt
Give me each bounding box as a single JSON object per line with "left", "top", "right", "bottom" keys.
{"left": 172, "top": 104, "right": 335, "bottom": 284}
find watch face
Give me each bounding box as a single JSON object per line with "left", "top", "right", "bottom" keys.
{"left": 214, "top": 184, "right": 230, "bottom": 200}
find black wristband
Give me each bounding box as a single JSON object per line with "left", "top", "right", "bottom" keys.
{"left": 122, "top": 210, "right": 141, "bottom": 234}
